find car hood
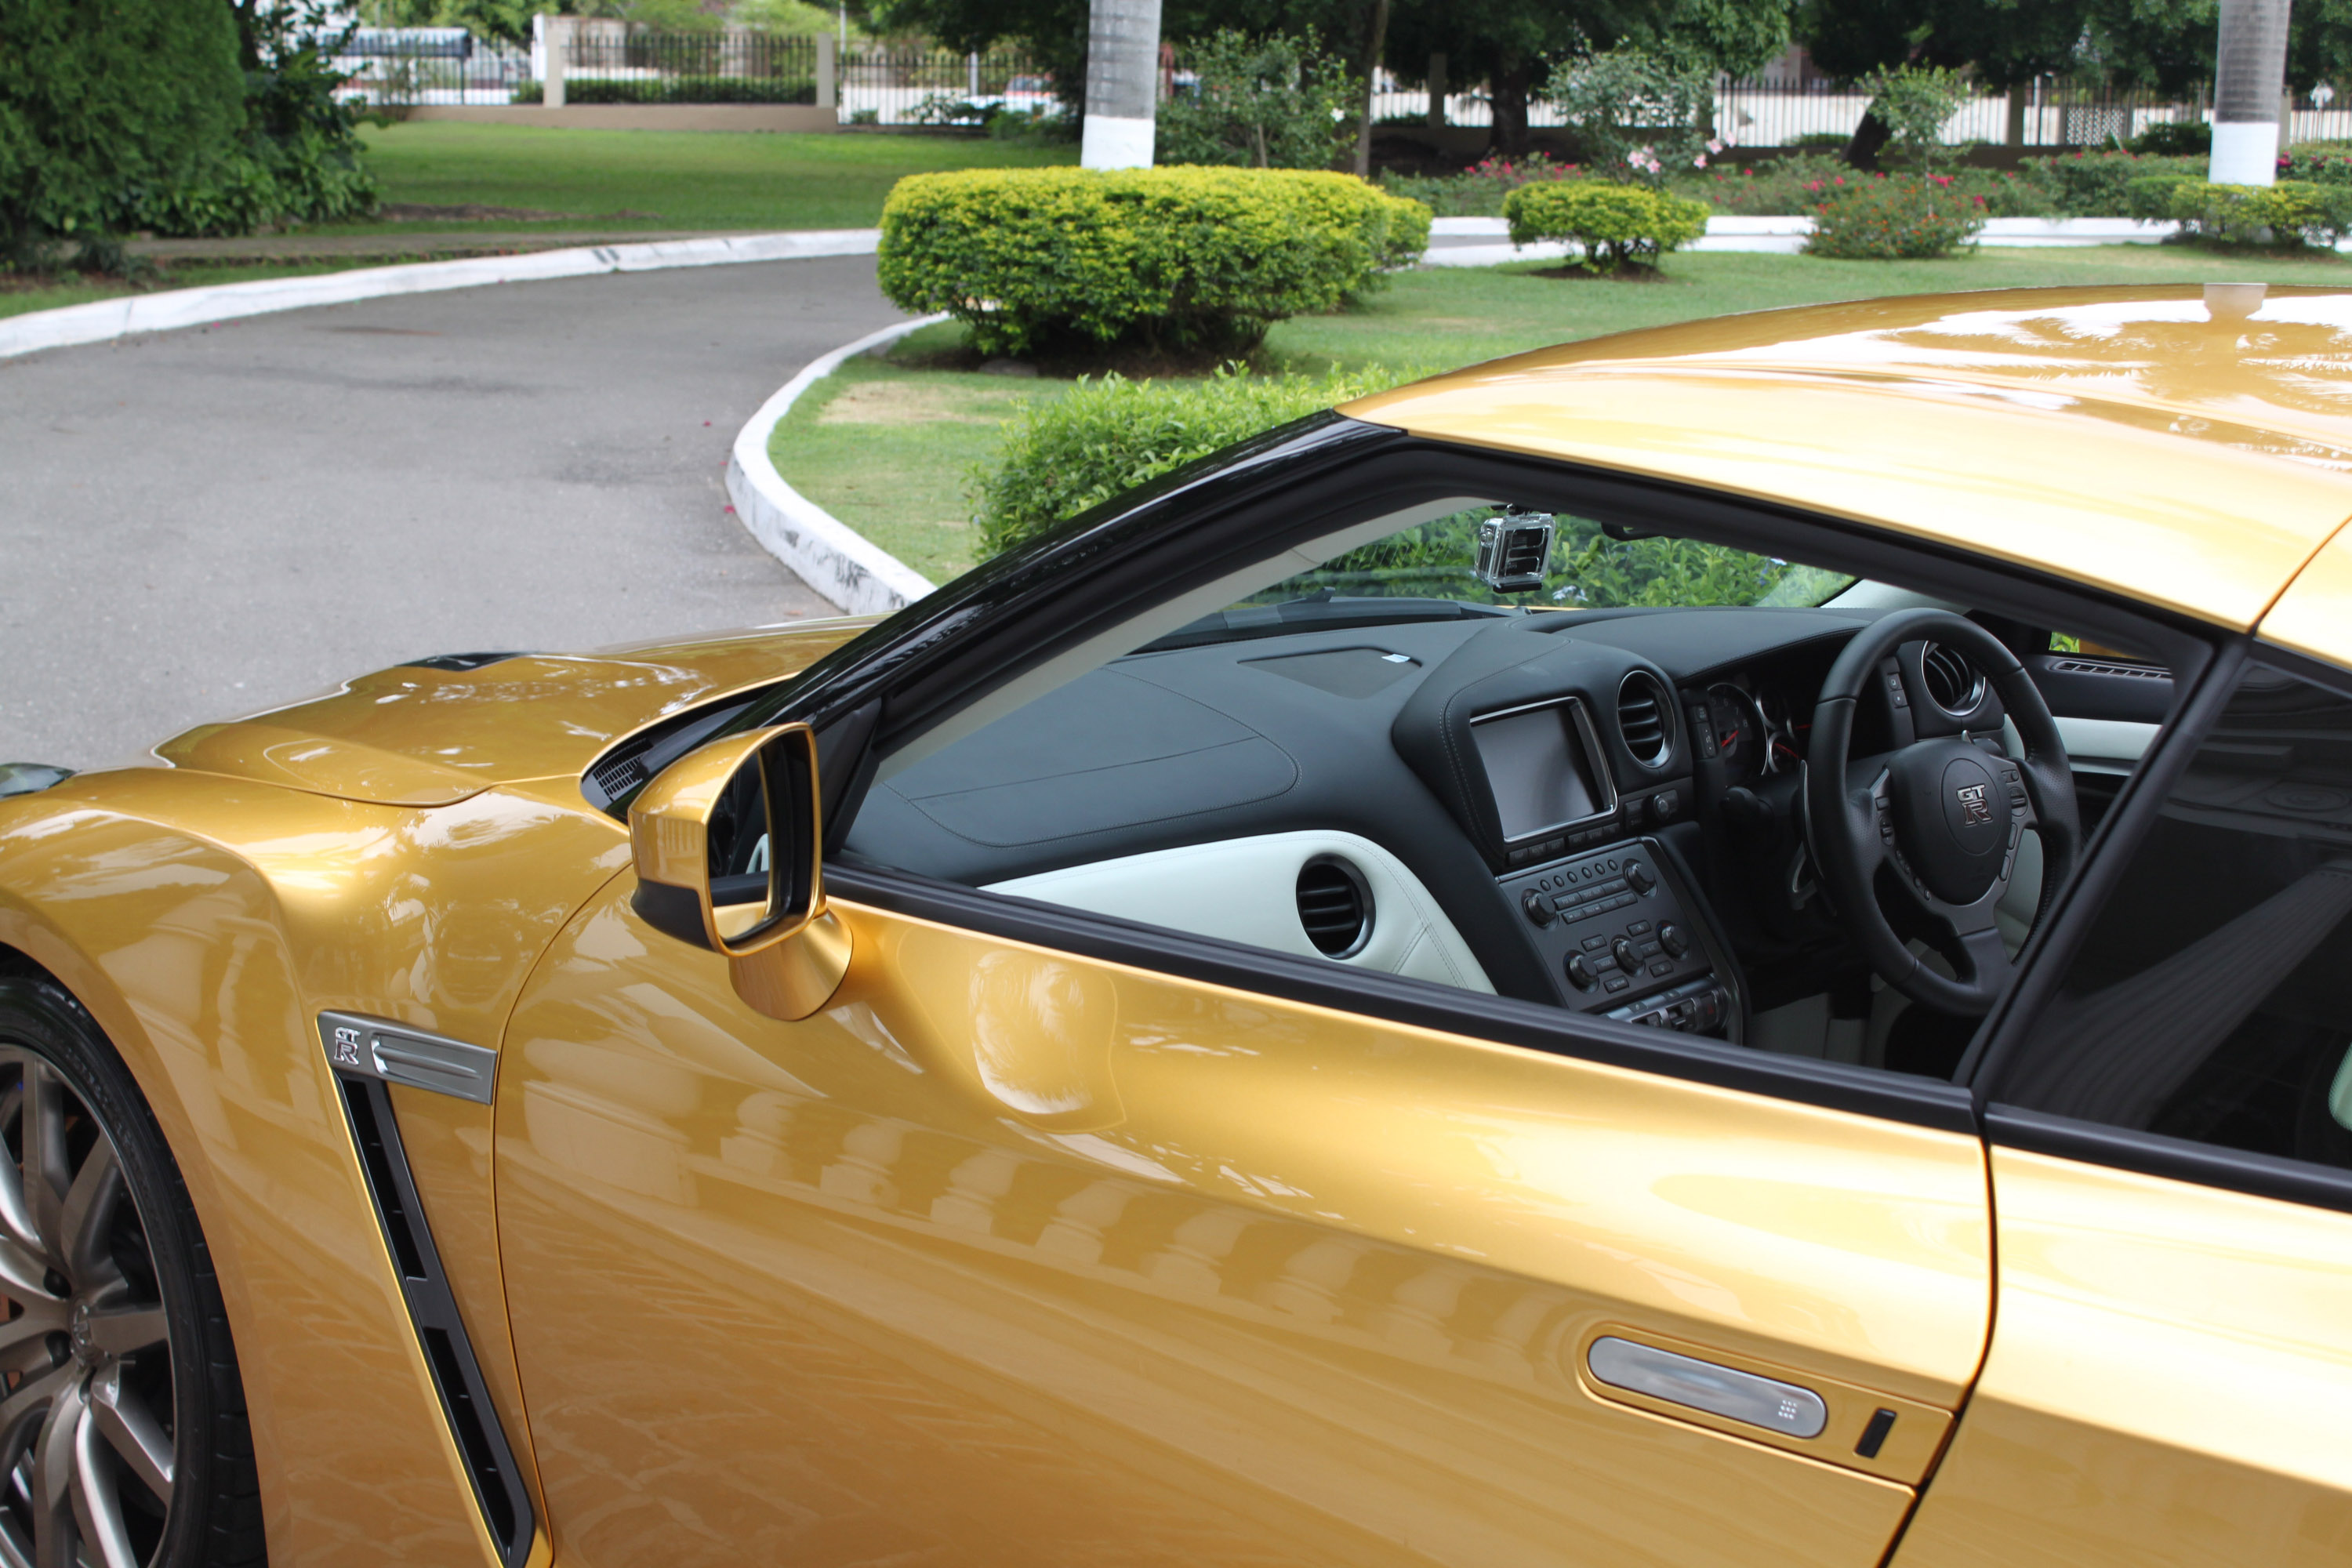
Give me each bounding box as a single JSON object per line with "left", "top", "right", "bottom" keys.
{"left": 146, "top": 619, "right": 876, "bottom": 808}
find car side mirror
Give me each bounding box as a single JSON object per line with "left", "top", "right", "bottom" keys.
{"left": 627, "top": 723, "right": 851, "bottom": 1022}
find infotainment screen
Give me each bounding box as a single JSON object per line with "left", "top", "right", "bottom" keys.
{"left": 1472, "top": 701, "right": 1605, "bottom": 841}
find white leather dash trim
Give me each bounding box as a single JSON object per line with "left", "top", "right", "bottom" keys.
{"left": 2055, "top": 715, "right": 2158, "bottom": 772}
{"left": 986, "top": 831, "right": 1494, "bottom": 994}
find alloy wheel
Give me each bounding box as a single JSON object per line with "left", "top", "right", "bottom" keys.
{"left": 0, "top": 1047, "right": 175, "bottom": 1568}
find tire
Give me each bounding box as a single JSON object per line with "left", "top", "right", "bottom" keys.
{"left": 0, "top": 970, "right": 266, "bottom": 1568}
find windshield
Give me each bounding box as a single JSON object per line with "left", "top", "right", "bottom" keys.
{"left": 1152, "top": 504, "right": 1854, "bottom": 650}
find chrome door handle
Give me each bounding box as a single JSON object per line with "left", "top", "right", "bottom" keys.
{"left": 1587, "top": 1336, "right": 1828, "bottom": 1439}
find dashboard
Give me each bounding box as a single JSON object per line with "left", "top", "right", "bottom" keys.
{"left": 844, "top": 603, "right": 2143, "bottom": 1044}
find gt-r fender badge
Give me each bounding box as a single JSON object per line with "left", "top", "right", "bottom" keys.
{"left": 332, "top": 1025, "right": 365, "bottom": 1068}
{"left": 1956, "top": 783, "right": 1992, "bottom": 824}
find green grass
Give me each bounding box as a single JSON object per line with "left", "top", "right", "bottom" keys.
{"left": 0, "top": 257, "right": 423, "bottom": 321}
{"left": 341, "top": 122, "right": 1076, "bottom": 232}
{"left": 777, "top": 339, "right": 1040, "bottom": 583}
{"left": 776, "top": 244, "right": 2352, "bottom": 581}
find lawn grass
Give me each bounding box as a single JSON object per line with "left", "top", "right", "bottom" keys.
{"left": 776, "top": 243, "right": 2352, "bottom": 583}
{"left": 340, "top": 122, "right": 1076, "bottom": 232}
{"left": 0, "top": 256, "right": 425, "bottom": 321}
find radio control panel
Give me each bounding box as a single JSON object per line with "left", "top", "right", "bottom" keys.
{"left": 1497, "top": 837, "right": 1729, "bottom": 1036}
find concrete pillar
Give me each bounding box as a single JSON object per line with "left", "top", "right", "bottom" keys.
{"left": 2005, "top": 85, "right": 2027, "bottom": 147}
{"left": 543, "top": 15, "right": 569, "bottom": 109}
{"left": 1080, "top": 0, "right": 1162, "bottom": 169}
{"left": 816, "top": 33, "right": 837, "bottom": 111}
{"left": 2210, "top": 0, "right": 2290, "bottom": 184}
{"left": 1426, "top": 52, "right": 1446, "bottom": 130}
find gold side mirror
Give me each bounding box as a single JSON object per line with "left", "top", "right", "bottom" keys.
{"left": 628, "top": 723, "right": 851, "bottom": 1022}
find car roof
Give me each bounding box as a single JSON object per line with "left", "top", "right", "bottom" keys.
{"left": 1341, "top": 285, "right": 2352, "bottom": 633}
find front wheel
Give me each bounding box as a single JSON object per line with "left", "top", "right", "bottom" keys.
{"left": 0, "top": 972, "right": 266, "bottom": 1568}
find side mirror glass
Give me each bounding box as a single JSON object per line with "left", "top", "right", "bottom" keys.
{"left": 628, "top": 724, "right": 851, "bottom": 1019}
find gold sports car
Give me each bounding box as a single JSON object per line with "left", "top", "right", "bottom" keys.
{"left": 3, "top": 284, "right": 2350, "bottom": 1568}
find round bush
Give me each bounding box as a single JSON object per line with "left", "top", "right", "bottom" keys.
{"left": 1805, "top": 176, "right": 1985, "bottom": 259}
{"left": 1501, "top": 181, "right": 1709, "bottom": 272}
{"left": 877, "top": 167, "right": 1432, "bottom": 358}
{"left": 971, "top": 365, "right": 1421, "bottom": 556}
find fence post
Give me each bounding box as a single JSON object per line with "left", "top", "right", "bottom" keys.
{"left": 544, "top": 14, "right": 569, "bottom": 108}
{"left": 2005, "top": 86, "right": 2025, "bottom": 146}
{"left": 1426, "top": 52, "right": 1446, "bottom": 129}
{"left": 968, "top": 50, "right": 980, "bottom": 97}
{"left": 817, "top": 33, "right": 837, "bottom": 111}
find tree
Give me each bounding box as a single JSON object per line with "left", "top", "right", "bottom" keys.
{"left": 1388, "top": 0, "right": 1791, "bottom": 157}
{"left": 0, "top": 0, "right": 245, "bottom": 261}
{"left": 1797, "top": 0, "right": 2089, "bottom": 165}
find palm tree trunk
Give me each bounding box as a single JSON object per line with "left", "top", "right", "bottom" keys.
{"left": 2212, "top": 0, "right": 2292, "bottom": 184}
{"left": 1081, "top": 0, "right": 1163, "bottom": 169}
{"left": 1352, "top": 0, "right": 1392, "bottom": 177}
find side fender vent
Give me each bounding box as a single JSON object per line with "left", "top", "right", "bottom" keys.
{"left": 318, "top": 1014, "right": 537, "bottom": 1567}
{"left": 1297, "top": 858, "right": 1374, "bottom": 958}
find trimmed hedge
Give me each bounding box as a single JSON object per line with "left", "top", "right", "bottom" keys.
{"left": 513, "top": 74, "right": 816, "bottom": 104}
{"left": 2128, "top": 176, "right": 2352, "bottom": 249}
{"left": 0, "top": 0, "right": 244, "bottom": 252}
{"left": 878, "top": 167, "right": 1432, "bottom": 358}
{"left": 1806, "top": 176, "right": 1985, "bottom": 259}
{"left": 2020, "top": 151, "right": 2204, "bottom": 216}
{"left": 1502, "top": 180, "right": 1708, "bottom": 271}
{"left": 970, "top": 365, "right": 1421, "bottom": 556}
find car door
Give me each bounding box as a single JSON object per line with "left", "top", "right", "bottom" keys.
{"left": 1893, "top": 637, "right": 2352, "bottom": 1568}
{"left": 489, "top": 814, "right": 1992, "bottom": 1567}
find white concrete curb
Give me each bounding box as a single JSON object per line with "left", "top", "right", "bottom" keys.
{"left": 724, "top": 314, "right": 946, "bottom": 617}
{"left": 1424, "top": 213, "right": 2183, "bottom": 264}
{"left": 0, "top": 228, "right": 883, "bottom": 360}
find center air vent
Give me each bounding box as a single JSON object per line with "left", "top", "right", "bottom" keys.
{"left": 1920, "top": 643, "right": 1986, "bottom": 717}
{"left": 1617, "top": 672, "right": 1675, "bottom": 768}
{"left": 1296, "top": 858, "right": 1374, "bottom": 959}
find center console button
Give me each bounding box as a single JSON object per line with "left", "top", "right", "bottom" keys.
{"left": 1565, "top": 954, "right": 1599, "bottom": 991}
{"left": 1658, "top": 923, "right": 1690, "bottom": 958}
{"left": 1522, "top": 890, "right": 1555, "bottom": 927}
{"left": 1625, "top": 862, "right": 1656, "bottom": 895}
{"left": 1611, "top": 938, "right": 1641, "bottom": 975}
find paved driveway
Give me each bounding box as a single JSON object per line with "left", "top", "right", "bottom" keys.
{"left": 0, "top": 255, "right": 907, "bottom": 769}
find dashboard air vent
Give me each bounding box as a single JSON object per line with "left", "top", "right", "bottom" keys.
{"left": 1920, "top": 643, "right": 1985, "bottom": 717}
{"left": 1617, "top": 672, "right": 1674, "bottom": 767}
{"left": 1296, "top": 859, "right": 1373, "bottom": 959}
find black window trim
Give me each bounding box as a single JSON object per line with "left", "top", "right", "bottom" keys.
{"left": 1967, "top": 635, "right": 2352, "bottom": 1214}
{"left": 1985, "top": 1104, "right": 2352, "bottom": 1217}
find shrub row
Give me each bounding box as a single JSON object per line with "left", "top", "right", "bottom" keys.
{"left": 2125, "top": 175, "right": 2352, "bottom": 247}
{"left": 878, "top": 167, "right": 1430, "bottom": 358}
{"left": 513, "top": 74, "right": 817, "bottom": 104}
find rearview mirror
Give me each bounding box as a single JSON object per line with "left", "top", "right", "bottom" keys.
{"left": 628, "top": 723, "right": 851, "bottom": 1021}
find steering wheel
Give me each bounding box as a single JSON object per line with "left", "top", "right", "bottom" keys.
{"left": 1804, "top": 609, "right": 2082, "bottom": 1016}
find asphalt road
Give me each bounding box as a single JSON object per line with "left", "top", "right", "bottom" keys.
{"left": 0, "top": 255, "right": 908, "bottom": 770}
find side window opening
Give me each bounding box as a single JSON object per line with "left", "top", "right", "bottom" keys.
{"left": 1998, "top": 662, "right": 2352, "bottom": 1172}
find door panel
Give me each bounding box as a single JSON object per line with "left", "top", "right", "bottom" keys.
{"left": 495, "top": 881, "right": 1990, "bottom": 1567}
{"left": 1893, "top": 1148, "right": 2352, "bottom": 1568}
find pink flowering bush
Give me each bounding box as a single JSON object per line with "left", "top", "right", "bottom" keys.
{"left": 1806, "top": 176, "right": 1986, "bottom": 259}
